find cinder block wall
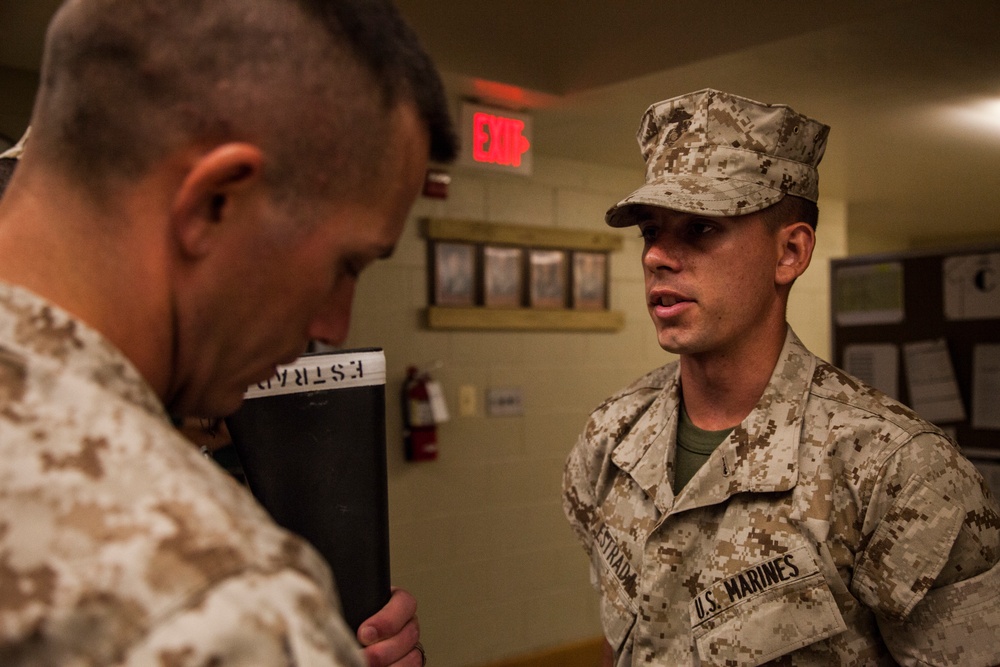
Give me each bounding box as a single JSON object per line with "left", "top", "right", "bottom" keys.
{"left": 343, "top": 155, "right": 847, "bottom": 666}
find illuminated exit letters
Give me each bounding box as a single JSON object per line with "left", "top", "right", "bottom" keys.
{"left": 459, "top": 102, "right": 533, "bottom": 175}
{"left": 472, "top": 112, "right": 530, "bottom": 167}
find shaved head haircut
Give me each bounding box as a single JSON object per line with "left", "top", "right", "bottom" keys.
{"left": 760, "top": 194, "right": 820, "bottom": 232}
{"left": 30, "top": 0, "right": 456, "bottom": 207}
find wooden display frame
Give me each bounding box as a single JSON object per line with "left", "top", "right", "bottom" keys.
{"left": 422, "top": 218, "right": 624, "bottom": 332}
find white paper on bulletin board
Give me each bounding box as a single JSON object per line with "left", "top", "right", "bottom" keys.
{"left": 844, "top": 343, "right": 899, "bottom": 400}
{"left": 972, "top": 344, "right": 1000, "bottom": 430}
{"left": 902, "top": 338, "right": 966, "bottom": 424}
{"left": 943, "top": 252, "right": 1000, "bottom": 320}
{"left": 834, "top": 262, "right": 905, "bottom": 326}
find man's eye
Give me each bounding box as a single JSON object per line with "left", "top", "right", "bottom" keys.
{"left": 688, "top": 220, "right": 715, "bottom": 236}
{"left": 638, "top": 225, "right": 658, "bottom": 242}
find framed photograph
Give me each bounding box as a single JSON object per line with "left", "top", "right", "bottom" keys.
{"left": 433, "top": 242, "right": 476, "bottom": 306}
{"left": 572, "top": 251, "right": 608, "bottom": 310}
{"left": 483, "top": 245, "right": 524, "bottom": 308}
{"left": 529, "top": 249, "right": 567, "bottom": 309}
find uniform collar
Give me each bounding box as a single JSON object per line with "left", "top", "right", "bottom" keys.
{"left": 0, "top": 281, "right": 167, "bottom": 419}
{"left": 610, "top": 376, "right": 681, "bottom": 509}
{"left": 612, "top": 328, "right": 816, "bottom": 514}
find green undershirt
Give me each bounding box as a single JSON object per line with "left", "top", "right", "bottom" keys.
{"left": 672, "top": 405, "right": 734, "bottom": 494}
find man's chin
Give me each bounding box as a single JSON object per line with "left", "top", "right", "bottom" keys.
{"left": 168, "top": 390, "right": 246, "bottom": 423}
{"left": 213, "top": 386, "right": 252, "bottom": 418}
{"left": 656, "top": 332, "right": 698, "bottom": 357}
{"left": 170, "top": 359, "right": 293, "bottom": 420}
{"left": 217, "top": 397, "right": 247, "bottom": 419}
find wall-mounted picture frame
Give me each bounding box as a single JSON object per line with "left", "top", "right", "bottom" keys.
{"left": 572, "top": 251, "right": 608, "bottom": 310}
{"left": 420, "top": 218, "right": 626, "bottom": 332}
{"left": 529, "top": 249, "right": 567, "bottom": 309}
{"left": 483, "top": 245, "right": 524, "bottom": 308}
{"left": 433, "top": 242, "right": 476, "bottom": 306}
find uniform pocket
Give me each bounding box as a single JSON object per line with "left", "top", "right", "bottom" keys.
{"left": 852, "top": 473, "right": 964, "bottom": 620}
{"left": 599, "top": 577, "right": 637, "bottom": 655}
{"left": 689, "top": 546, "right": 847, "bottom": 667}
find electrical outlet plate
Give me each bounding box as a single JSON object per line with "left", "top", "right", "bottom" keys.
{"left": 459, "top": 385, "right": 477, "bottom": 416}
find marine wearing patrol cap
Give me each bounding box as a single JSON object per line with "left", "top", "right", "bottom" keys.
{"left": 606, "top": 88, "right": 830, "bottom": 227}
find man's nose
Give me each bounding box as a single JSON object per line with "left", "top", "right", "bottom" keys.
{"left": 307, "top": 284, "right": 355, "bottom": 348}
{"left": 643, "top": 238, "right": 681, "bottom": 273}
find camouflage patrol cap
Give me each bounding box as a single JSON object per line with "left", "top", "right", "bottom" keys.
{"left": 606, "top": 89, "right": 830, "bottom": 227}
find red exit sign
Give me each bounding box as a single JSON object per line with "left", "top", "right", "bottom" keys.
{"left": 459, "top": 102, "right": 533, "bottom": 175}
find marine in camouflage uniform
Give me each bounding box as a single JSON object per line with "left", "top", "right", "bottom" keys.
{"left": 0, "top": 0, "right": 456, "bottom": 664}
{"left": 0, "top": 283, "right": 366, "bottom": 665}
{"left": 565, "top": 328, "right": 1000, "bottom": 665}
{"left": 563, "top": 89, "right": 1000, "bottom": 665}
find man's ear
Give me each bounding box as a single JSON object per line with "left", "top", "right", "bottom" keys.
{"left": 169, "top": 143, "right": 264, "bottom": 258}
{"left": 775, "top": 221, "right": 815, "bottom": 287}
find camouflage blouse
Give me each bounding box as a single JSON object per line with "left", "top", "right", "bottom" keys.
{"left": 564, "top": 328, "right": 1000, "bottom": 666}
{"left": 0, "top": 282, "right": 364, "bottom": 666}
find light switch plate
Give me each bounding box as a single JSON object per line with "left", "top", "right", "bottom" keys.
{"left": 486, "top": 387, "right": 524, "bottom": 417}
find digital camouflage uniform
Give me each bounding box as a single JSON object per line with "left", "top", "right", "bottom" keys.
{"left": 564, "top": 328, "right": 1000, "bottom": 666}
{"left": 0, "top": 282, "right": 364, "bottom": 666}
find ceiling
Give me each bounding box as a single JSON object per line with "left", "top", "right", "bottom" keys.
{"left": 3, "top": 0, "right": 1000, "bottom": 246}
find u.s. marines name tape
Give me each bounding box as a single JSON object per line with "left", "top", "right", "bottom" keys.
{"left": 692, "top": 546, "right": 816, "bottom": 624}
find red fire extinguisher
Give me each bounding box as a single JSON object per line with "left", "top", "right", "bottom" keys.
{"left": 403, "top": 366, "right": 439, "bottom": 461}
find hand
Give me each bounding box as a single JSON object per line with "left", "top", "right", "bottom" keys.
{"left": 358, "top": 587, "right": 424, "bottom": 667}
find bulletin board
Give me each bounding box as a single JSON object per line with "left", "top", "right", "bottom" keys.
{"left": 830, "top": 244, "right": 1000, "bottom": 458}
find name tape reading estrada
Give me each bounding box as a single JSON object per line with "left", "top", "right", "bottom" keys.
{"left": 244, "top": 349, "right": 386, "bottom": 399}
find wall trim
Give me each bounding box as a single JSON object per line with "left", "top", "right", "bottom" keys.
{"left": 474, "top": 636, "right": 605, "bottom": 667}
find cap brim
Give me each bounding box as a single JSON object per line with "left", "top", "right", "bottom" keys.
{"left": 605, "top": 176, "right": 785, "bottom": 227}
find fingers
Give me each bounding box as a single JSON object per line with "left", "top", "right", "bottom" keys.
{"left": 359, "top": 588, "right": 421, "bottom": 667}
{"left": 359, "top": 588, "right": 417, "bottom": 644}
{"left": 362, "top": 618, "right": 420, "bottom": 667}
